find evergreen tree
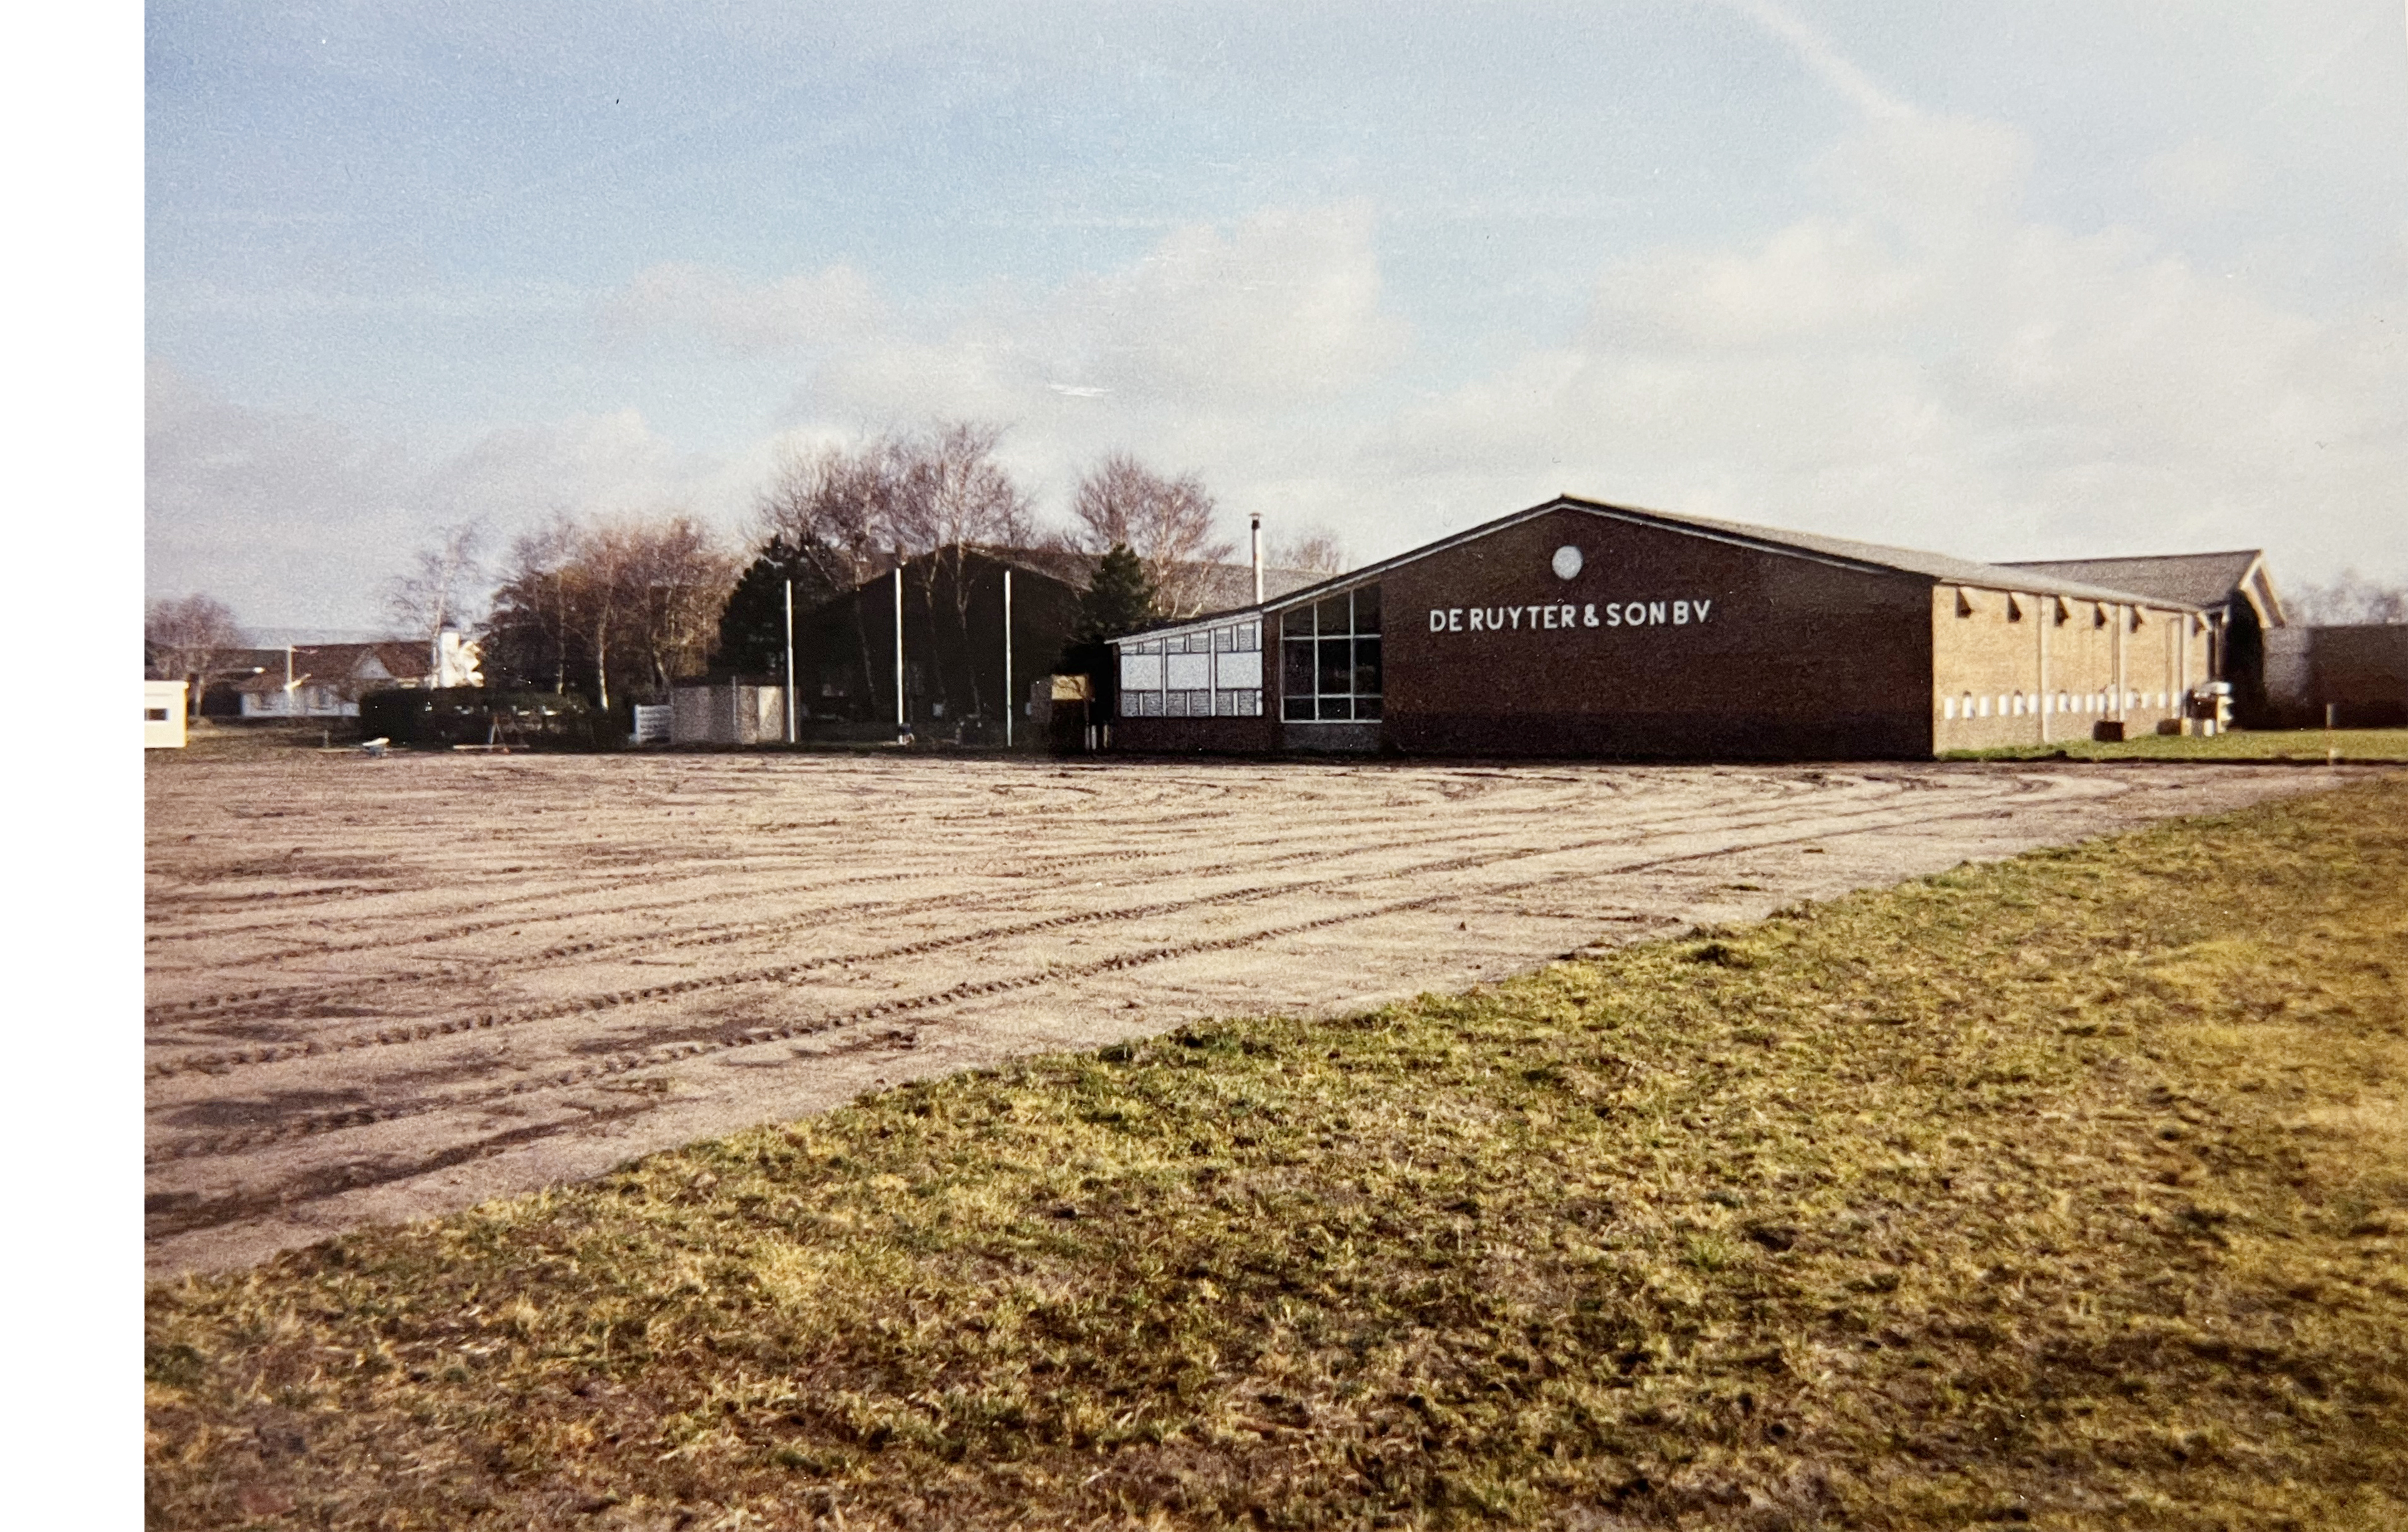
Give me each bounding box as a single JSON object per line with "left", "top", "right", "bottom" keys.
{"left": 1071, "top": 543, "right": 1159, "bottom": 643}
{"left": 712, "top": 537, "right": 839, "bottom": 676}
{"left": 1055, "top": 542, "right": 1159, "bottom": 712}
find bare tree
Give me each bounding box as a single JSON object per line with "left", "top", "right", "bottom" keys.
{"left": 1268, "top": 524, "right": 1348, "bottom": 578}
{"left": 145, "top": 594, "right": 245, "bottom": 715}
{"left": 482, "top": 512, "right": 736, "bottom": 709}
{"left": 898, "top": 423, "right": 1036, "bottom": 716}
{"left": 894, "top": 421, "right": 1036, "bottom": 553}
{"left": 486, "top": 514, "right": 583, "bottom": 694}
{"left": 754, "top": 440, "right": 902, "bottom": 595}
{"left": 1064, "top": 453, "right": 1234, "bottom": 618}
{"left": 755, "top": 438, "right": 911, "bottom": 716}
{"left": 385, "top": 521, "right": 488, "bottom": 644}
{"left": 2287, "top": 569, "right": 2408, "bottom": 626}
{"left": 624, "top": 515, "right": 738, "bottom": 698}
{"left": 752, "top": 424, "right": 1031, "bottom": 719}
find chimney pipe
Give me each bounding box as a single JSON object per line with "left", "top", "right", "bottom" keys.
{"left": 1250, "top": 513, "right": 1264, "bottom": 605}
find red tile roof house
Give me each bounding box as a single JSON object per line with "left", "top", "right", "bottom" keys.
{"left": 233, "top": 637, "right": 480, "bottom": 719}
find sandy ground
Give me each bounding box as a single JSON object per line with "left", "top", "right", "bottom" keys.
{"left": 144, "top": 751, "right": 2359, "bottom": 1275}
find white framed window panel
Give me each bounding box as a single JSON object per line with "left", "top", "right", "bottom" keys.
{"left": 1118, "top": 620, "right": 1266, "bottom": 719}
{"left": 1165, "top": 652, "right": 1212, "bottom": 690}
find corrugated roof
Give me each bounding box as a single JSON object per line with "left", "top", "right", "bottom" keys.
{"left": 1999, "top": 551, "right": 2265, "bottom": 610}
{"left": 1118, "top": 497, "right": 2202, "bottom": 641}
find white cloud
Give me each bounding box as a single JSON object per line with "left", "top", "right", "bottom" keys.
{"left": 1364, "top": 96, "right": 2408, "bottom": 581}
{"left": 601, "top": 262, "right": 884, "bottom": 353}
{"left": 1279, "top": 3, "right": 2405, "bottom": 580}
{"left": 147, "top": 365, "right": 750, "bottom": 630}
{"left": 1063, "top": 201, "right": 1407, "bottom": 408}
{"left": 157, "top": 3, "right": 2408, "bottom": 634}
{"left": 2143, "top": 138, "right": 2257, "bottom": 220}
{"left": 774, "top": 201, "right": 1415, "bottom": 521}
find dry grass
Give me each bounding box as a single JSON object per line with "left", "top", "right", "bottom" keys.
{"left": 1944, "top": 727, "right": 2408, "bottom": 763}
{"left": 146, "top": 775, "right": 2408, "bottom": 1530}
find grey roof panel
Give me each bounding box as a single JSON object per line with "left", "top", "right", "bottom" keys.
{"left": 1999, "top": 551, "right": 2264, "bottom": 609}
{"left": 1150, "top": 497, "right": 2205, "bottom": 626}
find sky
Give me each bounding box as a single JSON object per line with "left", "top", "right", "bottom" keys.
{"left": 145, "top": 0, "right": 2408, "bottom": 634}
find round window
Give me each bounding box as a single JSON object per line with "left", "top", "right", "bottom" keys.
{"left": 1550, "top": 545, "right": 1583, "bottom": 580}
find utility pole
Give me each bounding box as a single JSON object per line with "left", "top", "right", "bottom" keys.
{"left": 1251, "top": 512, "right": 1264, "bottom": 605}
{"left": 893, "top": 563, "right": 906, "bottom": 741}
{"left": 783, "top": 579, "right": 797, "bottom": 745}
{"left": 1002, "top": 568, "right": 1014, "bottom": 749}
{"left": 2035, "top": 592, "right": 2049, "bottom": 747}
{"left": 2113, "top": 604, "right": 2127, "bottom": 729}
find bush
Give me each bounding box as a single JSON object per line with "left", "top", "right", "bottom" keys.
{"left": 357, "top": 688, "right": 612, "bottom": 749}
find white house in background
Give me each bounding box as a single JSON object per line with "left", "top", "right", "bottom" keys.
{"left": 235, "top": 633, "right": 484, "bottom": 719}
{"left": 432, "top": 629, "right": 483, "bottom": 688}
{"left": 144, "top": 680, "right": 188, "bottom": 747}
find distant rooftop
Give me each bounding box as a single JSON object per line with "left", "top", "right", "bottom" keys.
{"left": 2001, "top": 551, "right": 2277, "bottom": 619}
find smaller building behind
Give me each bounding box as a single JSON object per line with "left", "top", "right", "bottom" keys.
{"left": 144, "top": 680, "right": 188, "bottom": 748}
{"left": 235, "top": 634, "right": 482, "bottom": 719}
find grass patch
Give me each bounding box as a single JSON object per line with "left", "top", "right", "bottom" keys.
{"left": 147, "top": 776, "right": 2408, "bottom": 1529}
{"left": 1944, "top": 726, "right": 2408, "bottom": 763}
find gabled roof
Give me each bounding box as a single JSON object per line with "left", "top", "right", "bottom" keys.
{"left": 1115, "top": 496, "right": 2201, "bottom": 642}
{"left": 229, "top": 642, "right": 433, "bottom": 692}
{"left": 2001, "top": 551, "right": 2283, "bottom": 624}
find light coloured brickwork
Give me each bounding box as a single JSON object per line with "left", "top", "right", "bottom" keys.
{"left": 1930, "top": 586, "right": 2209, "bottom": 752}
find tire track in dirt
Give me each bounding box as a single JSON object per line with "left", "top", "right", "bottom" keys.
{"left": 139, "top": 763, "right": 1771, "bottom": 947}
{"left": 144, "top": 772, "right": 1926, "bottom": 1021}
{"left": 144, "top": 773, "right": 2031, "bottom": 1075}
{"left": 149, "top": 758, "right": 2337, "bottom": 1274}
{"left": 145, "top": 788, "right": 2089, "bottom": 1169}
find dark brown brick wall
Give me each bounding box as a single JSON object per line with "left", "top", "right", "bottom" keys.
{"left": 1379, "top": 508, "right": 1934, "bottom": 759}
{"left": 1112, "top": 714, "right": 1280, "bottom": 755}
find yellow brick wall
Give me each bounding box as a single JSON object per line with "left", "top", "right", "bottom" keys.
{"left": 1930, "top": 587, "right": 2209, "bottom": 752}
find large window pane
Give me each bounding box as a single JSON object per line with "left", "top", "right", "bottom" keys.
{"left": 1268, "top": 585, "right": 1383, "bottom": 727}
{"left": 1353, "top": 636, "right": 1382, "bottom": 697}
{"left": 1317, "top": 637, "right": 1351, "bottom": 695}
{"left": 1283, "top": 639, "right": 1314, "bottom": 698}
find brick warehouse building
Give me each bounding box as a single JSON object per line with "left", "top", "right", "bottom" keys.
{"left": 1106, "top": 497, "right": 2215, "bottom": 760}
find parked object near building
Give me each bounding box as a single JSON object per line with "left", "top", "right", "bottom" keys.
{"left": 2262, "top": 626, "right": 2408, "bottom": 728}
{"left": 2004, "top": 550, "right": 2285, "bottom": 725}
{"left": 144, "top": 680, "right": 188, "bottom": 748}
{"left": 1106, "top": 496, "right": 2211, "bottom": 761}
{"left": 670, "top": 682, "right": 788, "bottom": 745}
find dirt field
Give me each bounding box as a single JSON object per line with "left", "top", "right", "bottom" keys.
{"left": 144, "top": 752, "right": 2357, "bottom": 1275}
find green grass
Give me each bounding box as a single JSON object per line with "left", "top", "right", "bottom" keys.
{"left": 1944, "top": 726, "right": 2408, "bottom": 763}
{"left": 147, "top": 775, "right": 2408, "bottom": 1530}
